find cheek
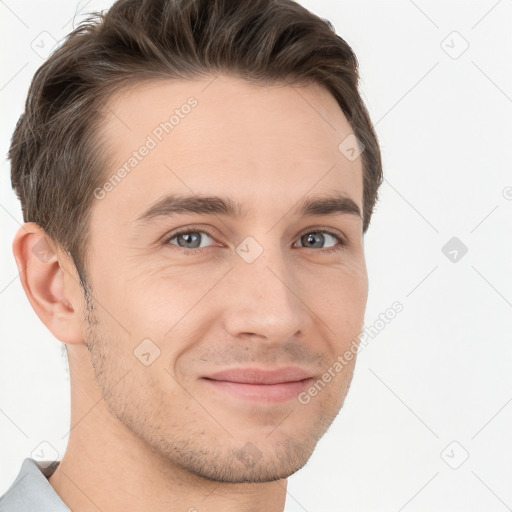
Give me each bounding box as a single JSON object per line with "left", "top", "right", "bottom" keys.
{"left": 298, "top": 267, "right": 368, "bottom": 365}
{"left": 98, "top": 268, "right": 220, "bottom": 367}
{"left": 303, "top": 259, "right": 368, "bottom": 319}
{"left": 92, "top": 257, "right": 200, "bottom": 324}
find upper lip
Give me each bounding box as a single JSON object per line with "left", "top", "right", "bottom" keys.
{"left": 203, "top": 366, "right": 313, "bottom": 385}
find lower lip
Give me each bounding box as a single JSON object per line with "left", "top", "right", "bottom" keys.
{"left": 202, "top": 378, "right": 313, "bottom": 402}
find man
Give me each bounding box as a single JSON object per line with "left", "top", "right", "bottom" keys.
{"left": 1, "top": 0, "right": 382, "bottom": 510}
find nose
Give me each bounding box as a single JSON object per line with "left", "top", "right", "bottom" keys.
{"left": 220, "top": 242, "right": 312, "bottom": 345}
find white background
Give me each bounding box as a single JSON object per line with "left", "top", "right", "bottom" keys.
{"left": 1, "top": 1, "right": 511, "bottom": 511}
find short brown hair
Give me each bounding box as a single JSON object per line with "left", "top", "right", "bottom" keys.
{"left": 9, "top": 0, "right": 383, "bottom": 291}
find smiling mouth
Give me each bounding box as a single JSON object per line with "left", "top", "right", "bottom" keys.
{"left": 201, "top": 366, "right": 314, "bottom": 402}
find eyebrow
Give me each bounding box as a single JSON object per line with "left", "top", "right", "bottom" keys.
{"left": 134, "top": 193, "right": 362, "bottom": 224}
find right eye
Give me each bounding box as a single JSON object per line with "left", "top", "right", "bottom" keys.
{"left": 163, "top": 228, "right": 217, "bottom": 252}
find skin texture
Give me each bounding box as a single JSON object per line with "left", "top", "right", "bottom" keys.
{"left": 13, "top": 74, "right": 368, "bottom": 512}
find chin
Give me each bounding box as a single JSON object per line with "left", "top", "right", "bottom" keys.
{"left": 163, "top": 434, "right": 319, "bottom": 483}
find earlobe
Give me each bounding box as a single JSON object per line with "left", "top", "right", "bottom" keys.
{"left": 12, "top": 222, "right": 85, "bottom": 345}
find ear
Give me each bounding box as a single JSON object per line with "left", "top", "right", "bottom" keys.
{"left": 12, "top": 222, "right": 86, "bottom": 345}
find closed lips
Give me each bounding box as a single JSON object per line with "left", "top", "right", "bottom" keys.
{"left": 202, "top": 366, "right": 313, "bottom": 384}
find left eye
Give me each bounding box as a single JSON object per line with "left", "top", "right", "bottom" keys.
{"left": 164, "top": 229, "right": 345, "bottom": 252}
{"left": 295, "top": 231, "right": 341, "bottom": 250}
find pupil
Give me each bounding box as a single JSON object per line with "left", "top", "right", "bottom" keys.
{"left": 180, "top": 232, "right": 200, "bottom": 248}
{"left": 305, "top": 232, "right": 323, "bottom": 248}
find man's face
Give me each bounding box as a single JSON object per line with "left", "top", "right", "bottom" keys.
{"left": 80, "top": 75, "right": 368, "bottom": 482}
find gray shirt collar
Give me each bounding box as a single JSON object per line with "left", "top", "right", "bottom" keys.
{"left": 0, "top": 458, "right": 70, "bottom": 512}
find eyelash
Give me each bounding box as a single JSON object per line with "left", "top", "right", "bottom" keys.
{"left": 162, "top": 226, "right": 347, "bottom": 255}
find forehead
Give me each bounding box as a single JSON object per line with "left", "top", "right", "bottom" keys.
{"left": 93, "top": 76, "right": 363, "bottom": 227}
